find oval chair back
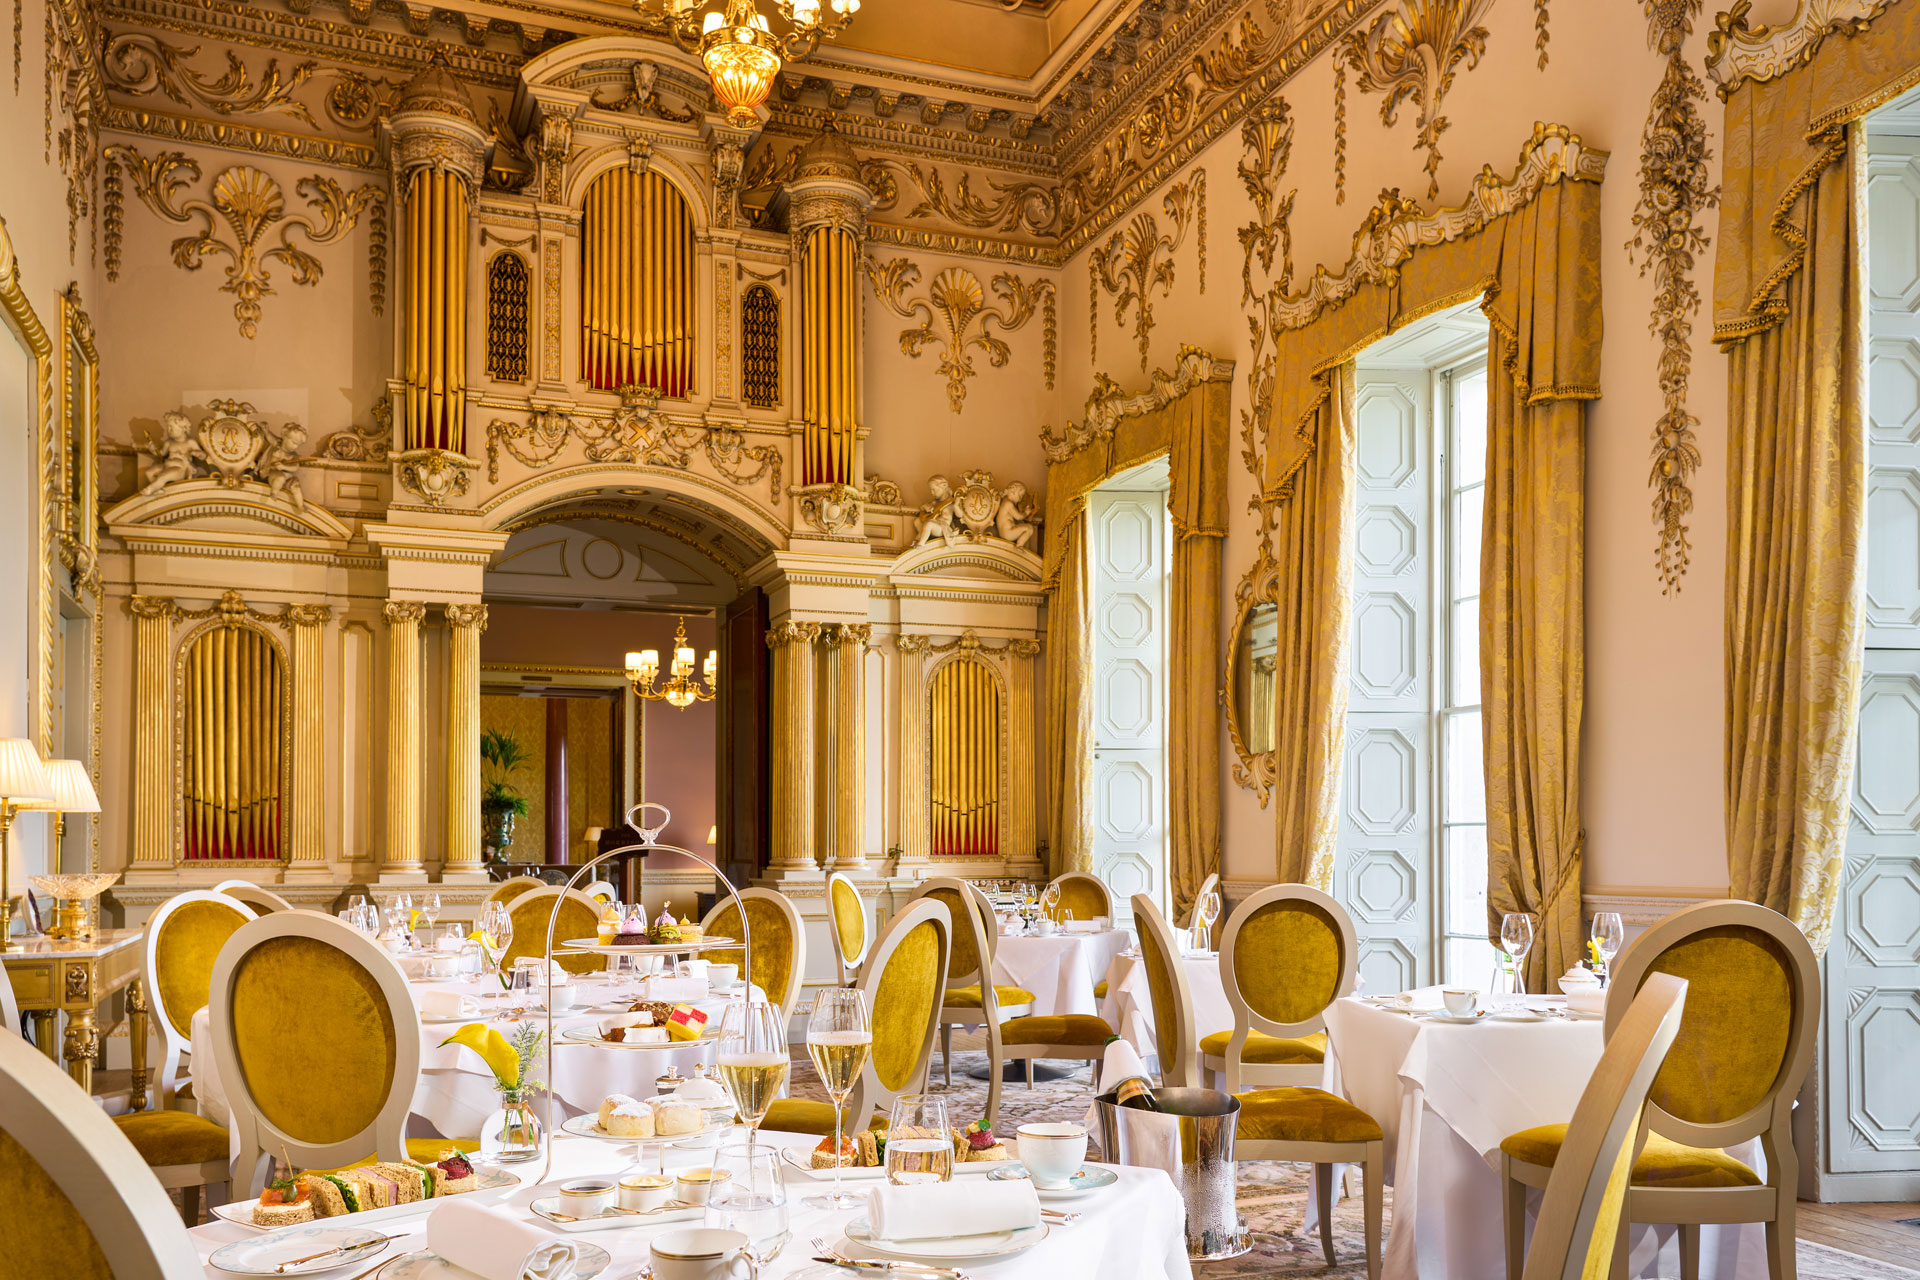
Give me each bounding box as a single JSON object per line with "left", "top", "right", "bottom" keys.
{"left": 504, "top": 887, "right": 608, "bottom": 976}
{"left": 1046, "top": 872, "right": 1111, "bottom": 922}
{"left": 1131, "top": 894, "right": 1200, "bottom": 1089}
{"left": 827, "top": 872, "right": 871, "bottom": 983}
{"left": 217, "top": 883, "right": 293, "bottom": 914}
{"left": 1214, "top": 883, "right": 1356, "bottom": 1093}
{"left": 1521, "top": 972, "right": 1689, "bottom": 1280}
{"left": 701, "top": 888, "right": 807, "bottom": 1022}
{"left": 485, "top": 876, "right": 545, "bottom": 908}
{"left": 0, "top": 1032, "right": 204, "bottom": 1280}
{"left": 583, "top": 880, "right": 618, "bottom": 904}
{"left": 144, "top": 889, "right": 257, "bottom": 1109}
{"left": 840, "top": 897, "right": 953, "bottom": 1133}
{"left": 208, "top": 911, "right": 421, "bottom": 1193}
{"left": 911, "top": 877, "right": 997, "bottom": 993}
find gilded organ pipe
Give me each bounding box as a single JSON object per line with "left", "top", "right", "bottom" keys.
{"left": 182, "top": 625, "right": 285, "bottom": 861}
{"left": 400, "top": 169, "right": 471, "bottom": 454}
{"left": 579, "top": 170, "right": 695, "bottom": 395}
{"left": 928, "top": 658, "right": 1001, "bottom": 857}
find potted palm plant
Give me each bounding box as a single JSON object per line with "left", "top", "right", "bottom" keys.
{"left": 480, "top": 728, "right": 531, "bottom": 866}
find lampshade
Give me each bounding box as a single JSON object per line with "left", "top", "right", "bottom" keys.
{"left": 0, "top": 739, "right": 52, "bottom": 807}
{"left": 41, "top": 760, "right": 100, "bottom": 814}
{"left": 706, "top": 825, "right": 717, "bottom": 845}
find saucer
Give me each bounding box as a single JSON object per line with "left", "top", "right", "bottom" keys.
{"left": 1421, "top": 1011, "right": 1488, "bottom": 1024}
{"left": 986, "top": 1165, "right": 1119, "bottom": 1200}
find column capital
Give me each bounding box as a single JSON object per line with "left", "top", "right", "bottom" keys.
{"left": 896, "top": 633, "right": 932, "bottom": 654}
{"left": 384, "top": 599, "right": 428, "bottom": 625}
{"left": 825, "top": 622, "right": 872, "bottom": 649}
{"left": 286, "top": 603, "right": 333, "bottom": 628}
{"left": 127, "top": 595, "right": 176, "bottom": 620}
{"left": 1008, "top": 638, "right": 1042, "bottom": 659}
{"left": 445, "top": 602, "right": 489, "bottom": 630}
{"left": 766, "top": 621, "right": 821, "bottom": 649}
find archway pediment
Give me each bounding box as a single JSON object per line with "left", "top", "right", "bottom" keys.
{"left": 890, "top": 539, "right": 1042, "bottom": 583}
{"left": 104, "top": 480, "right": 354, "bottom": 549}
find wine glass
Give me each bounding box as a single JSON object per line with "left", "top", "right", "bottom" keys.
{"left": 479, "top": 900, "right": 514, "bottom": 980}
{"left": 706, "top": 1142, "right": 789, "bottom": 1262}
{"left": 716, "top": 999, "right": 789, "bottom": 1141}
{"left": 1590, "top": 911, "right": 1625, "bottom": 984}
{"left": 1500, "top": 912, "right": 1535, "bottom": 997}
{"left": 885, "top": 1095, "right": 951, "bottom": 1185}
{"left": 1196, "top": 888, "right": 1224, "bottom": 948}
{"left": 422, "top": 892, "right": 442, "bottom": 929}
{"left": 804, "top": 987, "right": 872, "bottom": 1210}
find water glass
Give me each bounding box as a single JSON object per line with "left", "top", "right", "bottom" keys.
{"left": 1590, "top": 911, "right": 1625, "bottom": 983}
{"left": 423, "top": 892, "right": 442, "bottom": 928}
{"left": 885, "top": 1095, "right": 952, "bottom": 1185}
{"left": 1500, "top": 912, "right": 1535, "bottom": 996}
{"left": 704, "top": 1143, "right": 789, "bottom": 1263}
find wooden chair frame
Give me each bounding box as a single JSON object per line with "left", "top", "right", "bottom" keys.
{"left": 212, "top": 880, "right": 294, "bottom": 914}
{"left": 912, "top": 877, "right": 1034, "bottom": 1118}
{"left": 826, "top": 871, "right": 871, "bottom": 984}
{"left": 1137, "top": 893, "right": 1383, "bottom": 1279}
{"left": 0, "top": 1033, "right": 205, "bottom": 1280}
{"left": 1207, "top": 883, "right": 1357, "bottom": 1093}
{"left": 838, "top": 898, "right": 954, "bottom": 1133}
{"left": 700, "top": 887, "right": 808, "bottom": 1022}
{"left": 208, "top": 911, "right": 422, "bottom": 1195}
{"left": 144, "top": 889, "right": 257, "bottom": 1110}
{"left": 583, "top": 880, "right": 618, "bottom": 903}
{"left": 1133, "top": 887, "right": 1202, "bottom": 1090}
{"left": 1502, "top": 901, "right": 1819, "bottom": 1280}
{"left": 1521, "top": 973, "right": 1690, "bottom": 1280}
{"left": 1044, "top": 871, "right": 1112, "bottom": 921}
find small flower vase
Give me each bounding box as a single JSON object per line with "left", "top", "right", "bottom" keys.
{"left": 482, "top": 1090, "right": 543, "bottom": 1163}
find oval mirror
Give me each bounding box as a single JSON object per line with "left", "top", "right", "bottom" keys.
{"left": 1232, "top": 601, "right": 1278, "bottom": 756}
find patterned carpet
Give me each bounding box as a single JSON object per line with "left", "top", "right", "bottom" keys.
{"left": 786, "top": 1040, "right": 1920, "bottom": 1280}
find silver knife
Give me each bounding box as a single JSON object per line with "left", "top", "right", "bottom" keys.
{"left": 810, "top": 1258, "right": 969, "bottom": 1280}
{"left": 275, "top": 1237, "right": 392, "bottom": 1272}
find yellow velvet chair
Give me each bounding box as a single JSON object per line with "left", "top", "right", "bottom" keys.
{"left": 503, "top": 886, "right": 608, "bottom": 976}
{"left": 1044, "top": 871, "right": 1111, "bottom": 922}
{"left": 910, "top": 878, "right": 1036, "bottom": 1095}
{"left": 701, "top": 887, "right": 807, "bottom": 1021}
{"left": 1203, "top": 883, "right": 1352, "bottom": 1093}
{"left": 208, "top": 910, "right": 464, "bottom": 1195}
{"left": 485, "top": 875, "right": 545, "bottom": 908}
{"left": 761, "top": 897, "right": 952, "bottom": 1137}
{"left": 1135, "top": 894, "right": 1385, "bottom": 1280}
{"left": 145, "top": 888, "right": 257, "bottom": 1109}
{"left": 827, "top": 872, "right": 871, "bottom": 984}
{"left": 1499, "top": 901, "right": 1818, "bottom": 1280}
{"left": 211, "top": 879, "right": 294, "bottom": 914}
{"left": 0, "top": 1031, "right": 206, "bottom": 1280}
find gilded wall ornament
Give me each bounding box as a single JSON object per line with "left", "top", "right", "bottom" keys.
{"left": 319, "top": 396, "right": 393, "bottom": 462}
{"left": 101, "top": 145, "right": 385, "bottom": 338}
{"left": 1088, "top": 167, "right": 1206, "bottom": 369}
{"left": 913, "top": 471, "right": 1042, "bottom": 550}
{"left": 1535, "top": 0, "right": 1551, "bottom": 67}
{"left": 798, "top": 483, "right": 864, "bottom": 536}
{"left": 863, "top": 157, "right": 1065, "bottom": 240}
{"left": 393, "top": 448, "right": 473, "bottom": 507}
{"left": 136, "top": 399, "right": 309, "bottom": 508}
{"left": 590, "top": 60, "right": 698, "bottom": 123}
{"left": 1336, "top": 0, "right": 1496, "bottom": 202}
{"left": 47, "top": 0, "right": 102, "bottom": 262}
{"left": 864, "top": 257, "right": 1056, "bottom": 413}
{"left": 1630, "top": 0, "right": 1719, "bottom": 594}
{"left": 1236, "top": 99, "right": 1296, "bottom": 538}
{"left": 104, "top": 33, "right": 319, "bottom": 127}
{"left": 484, "top": 397, "right": 783, "bottom": 500}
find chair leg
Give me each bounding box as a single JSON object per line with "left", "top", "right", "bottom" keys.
{"left": 1026, "top": 1057, "right": 1034, "bottom": 1088}
{"left": 1314, "top": 1163, "right": 1335, "bottom": 1267}
{"left": 179, "top": 1183, "right": 201, "bottom": 1227}
{"left": 1679, "top": 1223, "right": 1701, "bottom": 1280}
{"left": 1502, "top": 1156, "right": 1527, "bottom": 1280}
{"left": 941, "top": 1026, "right": 952, "bottom": 1088}
{"left": 1766, "top": 1214, "right": 1795, "bottom": 1280}
{"left": 1363, "top": 1142, "right": 1382, "bottom": 1280}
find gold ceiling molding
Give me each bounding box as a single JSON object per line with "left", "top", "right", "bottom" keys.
{"left": 861, "top": 155, "right": 1063, "bottom": 241}
{"left": 1235, "top": 98, "right": 1294, "bottom": 538}
{"left": 483, "top": 396, "right": 783, "bottom": 499}
{"left": 102, "top": 144, "right": 386, "bottom": 337}
{"left": 1040, "top": 344, "right": 1234, "bottom": 462}
{"left": 864, "top": 257, "right": 1057, "bottom": 413}
{"left": 1333, "top": 0, "right": 1495, "bottom": 203}
{"left": 1089, "top": 166, "right": 1205, "bottom": 369}
{"left": 1266, "top": 122, "right": 1607, "bottom": 334}
{"left": 104, "top": 31, "right": 407, "bottom": 133}
{"left": 1705, "top": 0, "right": 1891, "bottom": 95}
{"left": 101, "top": 102, "right": 384, "bottom": 172}
{"left": 1631, "top": 0, "right": 1719, "bottom": 595}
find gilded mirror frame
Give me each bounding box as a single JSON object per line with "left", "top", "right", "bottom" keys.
{"left": 56, "top": 286, "right": 98, "bottom": 592}
{"left": 1225, "top": 538, "right": 1281, "bottom": 807}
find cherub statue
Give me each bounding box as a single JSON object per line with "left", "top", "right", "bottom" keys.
{"left": 914, "top": 474, "right": 960, "bottom": 546}
{"left": 261, "top": 423, "right": 307, "bottom": 511}
{"left": 994, "top": 480, "right": 1042, "bottom": 549}
{"left": 138, "top": 411, "right": 203, "bottom": 496}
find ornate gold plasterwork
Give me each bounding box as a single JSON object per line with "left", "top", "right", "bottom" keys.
{"left": 134, "top": 398, "right": 309, "bottom": 508}
{"left": 105, "top": 32, "right": 318, "bottom": 126}
{"left": 392, "top": 448, "right": 473, "bottom": 507}
{"left": 862, "top": 156, "right": 1064, "bottom": 240}
{"left": 319, "top": 395, "right": 393, "bottom": 461}
{"left": 1236, "top": 99, "right": 1295, "bottom": 537}
{"left": 911, "top": 470, "right": 1042, "bottom": 550}
{"left": 101, "top": 145, "right": 385, "bottom": 338}
{"left": 590, "top": 60, "right": 698, "bottom": 123}
{"left": 483, "top": 395, "right": 784, "bottom": 501}
{"left": 1705, "top": 0, "right": 1889, "bottom": 94}
{"left": 1041, "top": 344, "right": 1234, "bottom": 463}
{"left": 1335, "top": 0, "right": 1495, "bottom": 202}
{"left": 1534, "top": 0, "right": 1551, "bottom": 67}
{"left": 47, "top": 0, "right": 103, "bottom": 261}
{"left": 797, "top": 483, "right": 864, "bottom": 536}
{"left": 1631, "top": 0, "right": 1719, "bottom": 595}
{"left": 864, "top": 257, "right": 1057, "bottom": 413}
{"left": 1089, "top": 166, "right": 1205, "bottom": 369}
{"left": 1225, "top": 537, "right": 1280, "bottom": 804}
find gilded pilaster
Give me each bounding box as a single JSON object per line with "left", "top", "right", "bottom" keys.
{"left": 383, "top": 600, "right": 427, "bottom": 876}
{"left": 766, "top": 622, "right": 820, "bottom": 871}
{"left": 444, "top": 603, "right": 488, "bottom": 878}
{"left": 128, "top": 596, "right": 175, "bottom": 868}
{"left": 895, "top": 634, "right": 931, "bottom": 867}
{"left": 1008, "top": 639, "right": 1042, "bottom": 864}
{"left": 827, "top": 624, "right": 870, "bottom": 869}
{"left": 286, "top": 604, "right": 332, "bottom": 869}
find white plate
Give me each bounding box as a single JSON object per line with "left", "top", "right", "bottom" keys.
{"left": 777, "top": 1146, "right": 1006, "bottom": 1181}
{"left": 985, "top": 1165, "right": 1118, "bottom": 1200}
{"left": 1489, "top": 1010, "right": 1549, "bottom": 1023}
{"left": 1420, "top": 1012, "right": 1488, "bottom": 1025}
{"left": 373, "top": 1244, "right": 609, "bottom": 1280}
{"left": 527, "top": 1197, "right": 705, "bottom": 1233}
{"left": 558, "top": 1114, "right": 722, "bottom": 1144}
{"left": 845, "top": 1216, "right": 1048, "bottom": 1262}
{"left": 211, "top": 1170, "right": 522, "bottom": 1233}
{"left": 560, "top": 1027, "right": 717, "bottom": 1050}
{"left": 209, "top": 1224, "right": 394, "bottom": 1275}
{"left": 557, "top": 937, "right": 737, "bottom": 957}
{"left": 1562, "top": 1009, "right": 1605, "bottom": 1020}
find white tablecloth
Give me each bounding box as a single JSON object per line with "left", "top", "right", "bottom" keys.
{"left": 191, "top": 972, "right": 763, "bottom": 1146}
{"left": 185, "top": 1129, "right": 1193, "bottom": 1280}
{"left": 1322, "top": 997, "right": 1770, "bottom": 1280}
{"left": 1099, "top": 951, "right": 1232, "bottom": 1075}
{"left": 993, "top": 929, "right": 1133, "bottom": 1018}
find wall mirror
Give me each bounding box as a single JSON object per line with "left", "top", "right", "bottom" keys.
{"left": 1225, "top": 542, "right": 1280, "bottom": 806}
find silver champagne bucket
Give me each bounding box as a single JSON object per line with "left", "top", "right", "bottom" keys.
{"left": 1094, "top": 1087, "right": 1250, "bottom": 1260}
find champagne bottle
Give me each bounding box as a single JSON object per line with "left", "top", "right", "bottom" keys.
{"left": 1114, "top": 1075, "right": 1161, "bottom": 1112}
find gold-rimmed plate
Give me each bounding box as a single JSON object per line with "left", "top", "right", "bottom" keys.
{"left": 843, "top": 1217, "right": 1048, "bottom": 1263}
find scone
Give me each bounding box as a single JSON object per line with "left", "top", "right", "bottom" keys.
{"left": 598, "top": 1094, "right": 641, "bottom": 1129}
{"left": 604, "top": 1102, "right": 656, "bottom": 1138}
{"left": 651, "top": 1097, "right": 703, "bottom": 1135}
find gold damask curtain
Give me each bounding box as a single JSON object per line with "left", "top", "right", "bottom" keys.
{"left": 1169, "top": 387, "right": 1229, "bottom": 917}
{"left": 1043, "top": 506, "right": 1094, "bottom": 876}
{"left": 1709, "top": 10, "right": 1920, "bottom": 952}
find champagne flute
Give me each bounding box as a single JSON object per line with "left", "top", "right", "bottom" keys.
{"left": 716, "top": 999, "right": 788, "bottom": 1141}
{"left": 422, "top": 892, "right": 442, "bottom": 929}
{"left": 1500, "top": 912, "right": 1535, "bottom": 997}
{"left": 1590, "top": 911, "right": 1625, "bottom": 985}
{"left": 479, "top": 900, "right": 513, "bottom": 981}
{"left": 1041, "top": 882, "right": 1062, "bottom": 924}
{"left": 804, "top": 987, "right": 872, "bottom": 1210}
{"left": 885, "top": 1095, "right": 951, "bottom": 1185}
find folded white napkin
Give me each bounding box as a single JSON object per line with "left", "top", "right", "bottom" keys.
{"left": 427, "top": 1197, "right": 577, "bottom": 1280}
{"left": 1567, "top": 988, "right": 1606, "bottom": 1016}
{"left": 421, "top": 991, "right": 473, "bottom": 1018}
{"left": 1389, "top": 985, "right": 1447, "bottom": 1012}
{"left": 1083, "top": 1037, "right": 1177, "bottom": 1179}
{"left": 1061, "top": 920, "right": 1099, "bottom": 935}
{"left": 865, "top": 1180, "right": 1040, "bottom": 1242}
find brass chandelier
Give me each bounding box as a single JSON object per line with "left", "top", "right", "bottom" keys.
{"left": 635, "top": 0, "right": 861, "bottom": 128}
{"left": 625, "top": 616, "right": 719, "bottom": 708}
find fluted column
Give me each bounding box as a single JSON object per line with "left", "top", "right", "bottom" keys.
{"left": 286, "top": 605, "right": 332, "bottom": 871}
{"left": 128, "top": 596, "right": 176, "bottom": 869}
{"left": 895, "top": 635, "right": 931, "bottom": 867}
{"left": 444, "top": 603, "right": 487, "bottom": 879}
{"left": 766, "top": 622, "right": 820, "bottom": 871}
{"left": 828, "top": 625, "right": 870, "bottom": 869}
{"left": 1008, "top": 639, "right": 1041, "bottom": 865}
{"left": 383, "top": 600, "right": 427, "bottom": 877}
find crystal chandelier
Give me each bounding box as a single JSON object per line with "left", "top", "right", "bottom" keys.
{"left": 635, "top": 0, "right": 861, "bottom": 127}
{"left": 625, "top": 617, "right": 719, "bottom": 708}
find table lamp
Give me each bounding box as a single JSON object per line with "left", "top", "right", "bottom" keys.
{"left": 39, "top": 760, "right": 103, "bottom": 939}
{"left": 0, "top": 738, "right": 53, "bottom": 954}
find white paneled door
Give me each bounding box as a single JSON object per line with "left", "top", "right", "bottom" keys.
{"left": 1089, "top": 485, "right": 1170, "bottom": 925}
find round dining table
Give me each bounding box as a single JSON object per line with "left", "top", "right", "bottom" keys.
{"left": 992, "top": 927, "right": 1133, "bottom": 1017}
{"left": 1099, "top": 949, "right": 1233, "bottom": 1075}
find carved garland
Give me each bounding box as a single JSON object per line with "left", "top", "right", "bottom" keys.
{"left": 1089, "top": 166, "right": 1205, "bottom": 369}
{"left": 864, "top": 257, "right": 1057, "bottom": 412}
{"left": 1630, "top": 0, "right": 1719, "bottom": 595}
{"left": 1236, "top": 98, "right": 1295, "bottom": 545}
{"left": 1334, "top": 0, "right": 1495, "bottom": 203}
{"left": 484, "top": 401, "right": 784, "bottom": 501}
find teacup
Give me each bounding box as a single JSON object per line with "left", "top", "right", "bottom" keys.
{"left": 1440, "top": 987, "right": 1479, "bottom": 1017}
{"left": 1034, "top": 919, "right": 1059, "bottom": 936}
{"left": 540, "top": 983, "right": 576, "bottom": 1013}
{"left": 649, "top": 1228, "right": 758, "bottom": 1280}
{"left": 673, "top": 1167, "right": 732, "bottom": 1206}
{"left": 556, "top": 1178, "right": 617, "bottom": 1217}
{"left": 706, "top": 962, "right": 740, "bottom": 991}
{"left": 1015, "top": 1122, "right": 1088, "bottom": 1189}
{"left": 618, "top": 1173, "right": 673, "bottom": 1212}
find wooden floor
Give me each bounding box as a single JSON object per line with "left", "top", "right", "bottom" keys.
{"left": 1798, "top": 1200, "right": 1920, "bottom": 1270}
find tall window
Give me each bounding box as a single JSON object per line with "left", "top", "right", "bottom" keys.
{"left": 1439, "top": 361, "right": 1493, "bottom": 983}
